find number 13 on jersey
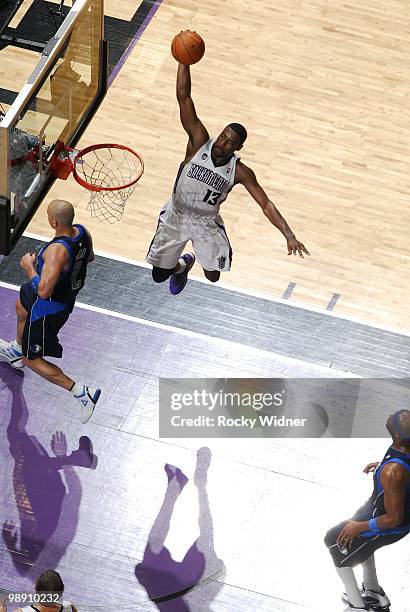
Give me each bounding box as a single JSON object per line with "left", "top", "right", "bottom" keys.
{"left": 203, "top": 189, "right": 221, "bottom": 205}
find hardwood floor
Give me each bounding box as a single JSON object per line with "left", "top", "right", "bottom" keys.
{"left": 3, "top": 0, "right": 409, "bottom": 329}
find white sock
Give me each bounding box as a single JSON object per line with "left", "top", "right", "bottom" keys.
{"left": 336, "top": 567, "right": 365, "bottom": 608}
{"left": 175, "top": 258, "right": 187, "bottom": 274}
{"left": 71, "top": 382, "right": 85, "bottom": 397}
{"left": 12, "top": 340, "right": 22, "bottom": 353}
{"left": 362, "top": 555, "right": 380, "bottom": 592}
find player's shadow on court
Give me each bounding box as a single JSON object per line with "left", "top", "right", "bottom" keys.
{"left": 135, "top": 447, "right": 224, "bottom": 611}
{"left": 0, "top": 365, "right": 98, "bottom": 575}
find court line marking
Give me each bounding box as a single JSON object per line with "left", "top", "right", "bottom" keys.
{"left": 327, "top": 293, "right": 341, "bottom": 311}
{"left": 22, "top": 231, "right": 410, "bottom": 337}
{"left": 0, "top": 279, "right": 354, "bottom": 375}
{"left": 282, "top": 282, "right": 296, "bottom": 300}
{"left": 108, "top": 0, "right": 165, "bottom": 86}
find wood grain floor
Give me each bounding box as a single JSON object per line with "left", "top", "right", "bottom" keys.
{"left": 4, "top": 0, "right": 410, "bottom": 329}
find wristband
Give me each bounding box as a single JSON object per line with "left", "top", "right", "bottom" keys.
{"left": 31, "top": 275, "right": 41, "bottom": 293}
{"left": 368, "top": 518, "right": 378, "bottom": 531}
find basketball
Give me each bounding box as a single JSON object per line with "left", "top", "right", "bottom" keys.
{"left": 171, "top": 31, "right": 205, "bottom": 65}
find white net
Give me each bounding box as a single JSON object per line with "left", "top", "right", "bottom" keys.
{"left": 87, "top": 184, "right": 137, "bottom": 223}
{"left": 74, "top": 145, "right": 143, "bottom": 222}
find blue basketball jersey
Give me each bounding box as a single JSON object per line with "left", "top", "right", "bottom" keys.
{"left": 361, "top": 445, "right": 410, "bottom": 536}
{"left": 37, "top": 224, "right": 91, "bottom": 303}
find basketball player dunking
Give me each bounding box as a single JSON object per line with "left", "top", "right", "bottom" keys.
{"left": 0, "top": 200, "right": 101, "bottom": 424}
{"left": 325, "top": 410, "right": 410, "bottom": 611}
{"left": 146, "top": 63, "right": 310, "bottom": 295}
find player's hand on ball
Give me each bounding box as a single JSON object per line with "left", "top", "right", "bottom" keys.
{"left": 171, "top": 31, "right": 205, "bottom": 65}
{"left": 363, "top": 462, "right": 380, "bottom": 474}
{"left": 286, "top": 235, "right": 310, "bottom": 257}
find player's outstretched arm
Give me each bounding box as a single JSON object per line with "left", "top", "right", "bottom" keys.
{"left": 176, "top": 63, "right": 209, "bottom": 158}
{"left": 20, "top": 244, "right": 68, "bottom": 300}
{"left": 235, "top": 161, "right": 310, "bottom": 258}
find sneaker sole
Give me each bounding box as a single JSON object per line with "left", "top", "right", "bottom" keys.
{"left": 11, "top": 360, "right": 24, "bottom": 369}
{"left": 343, "top": 591, "right": 390, "bottom": 610}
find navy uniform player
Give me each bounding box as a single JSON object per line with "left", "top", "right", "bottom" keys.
{"left": 0, "top": 200, "right": 101, "bottom": 424}
{"left": 325, "top": 410, "right": 410, "bottom": 611}
{"left": 146, "top": 63, "right": 310, "bottom": 295}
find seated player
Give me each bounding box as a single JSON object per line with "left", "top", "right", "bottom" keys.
{"left": 0, "top": 200, "right": 101, "bottom": 424}
{"left": 324, "top": 409, "right": 410, "bottom": 611}
{"left": 146, "top": 62, "right": 309, "bottom": 295}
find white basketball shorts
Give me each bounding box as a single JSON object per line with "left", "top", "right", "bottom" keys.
{"left": 146, "top": 203, "right": 232, "bottom": 272}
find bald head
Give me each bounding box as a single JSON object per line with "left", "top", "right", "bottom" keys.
{"left": 48, "top": 200, "right": 74, "bottom": 228}
{"left": 387, "top": 410, "right": 410, "bottom": 445}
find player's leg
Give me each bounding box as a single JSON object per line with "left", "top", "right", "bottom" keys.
{"left": 151, "top": 266, "right": 175, "bottom": 283}
{"left": 23, "top": 296, "right": 100, "bottom": 423}
{"left": 146, "top": 206, "right": 194, "bottom": 293}
{"left": 324, "top": 521, "right": 368, "bottom": 609}
{"left": 339, "top": 553, "right": 391, "bottom": 611}
{"left": 151, "top": 253, "right": 196, "bottom": 294}
{"left": 360, "top": 556, "right": 390, "bottom": 610}
{"left": 203, "top": 270, "right": 220, "bottom": 283}
{"left": 152, "top": 258, "right": 194, "bottom": 282}
{"left": 326, "top": 518, "right": 404, "bottom": 610}
{"left": 337, "top": 569, "right": 368, "bottom": 611}
{"left": 361, "top": 555, "right": 379, "bottom": 592}
{"left": 16, "top": 298, "right": 28, "bottom": 347}
{"left": 21, "top": 356, "right": 73, "bottom": 388}
{"left": 353, "top": 530, "right": 407, "bottom": 610}
{"left": 0, "top": 285, "right": 34, "bottom": 368}
{"left": 193, "top": 217, "right": 232, "bottom": 284}
{"left": 21, "top": 356, "right": 99, "bottom": 424}
{"left": 349, "top": 503, "right": 398, "bottom": 610}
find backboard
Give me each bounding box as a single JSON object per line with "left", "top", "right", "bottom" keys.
{"left": 0, "top": 0, "right": 107, "bottom": 255}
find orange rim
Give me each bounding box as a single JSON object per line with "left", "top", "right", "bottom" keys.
{"left": 72, "top": 143, "right": 144, "bottom": 192}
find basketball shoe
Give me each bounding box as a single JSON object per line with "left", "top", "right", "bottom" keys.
{"left": 0, "top": 339, "right": 24, "bottom": 369}
{"left": 169, "top": 253, "right": 195, "bottom": 295}
{"left": 73, "top": 386, "right": 101, "bottom": 424}
{"left": 362, "top": 585, "right": 390, "bottom": 610}
{"left": 342, "top": 584, "right": 390, "bottom": 610}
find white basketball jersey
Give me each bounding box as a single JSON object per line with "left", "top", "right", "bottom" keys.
{"left": 171, "top": 139, "right": 239, "bottom": 218}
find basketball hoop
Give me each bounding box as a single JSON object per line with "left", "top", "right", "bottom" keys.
{"left": 51, "top": 141, "right": 144, "bottom": 222}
